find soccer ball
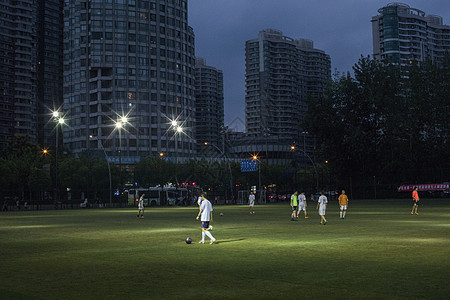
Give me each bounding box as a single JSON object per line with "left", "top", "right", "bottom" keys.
{"left": 219, "top": 213, "right": 224, "bottom": 216}
{"left": 185, "top": 237, "right": 192, "bottom": 244}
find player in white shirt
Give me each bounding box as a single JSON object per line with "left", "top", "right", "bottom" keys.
{"left": 248, "top": 191, "right": 256, "bottom": 214}
{"left": 316, "top": 192, "right": 328, "bottom": 225}
{"left": 196, "top": 194, "right": 216, "bottom": 244}
{"left": 296, "top": 192, "right": 308, "bottom": 219}
{"left": 137, "top": 193, "right": 145, "bottom": 219}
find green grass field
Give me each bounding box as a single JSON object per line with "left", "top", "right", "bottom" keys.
{"left": 0, "top": 199, "right": 449, "bottom": 299}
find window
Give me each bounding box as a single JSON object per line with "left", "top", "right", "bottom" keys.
{"left": 115, "top": 21, "right": 126, "bottom": 29}
{"left": 92, "top": 32, "right": 103, "bottom": 39}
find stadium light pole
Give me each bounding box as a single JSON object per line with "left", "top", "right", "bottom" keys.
{"left": 291, "top": 145, "right": 319, "bottom": 192}
{"left": 170, "top": 120, "right": 183, "bottom": 164}
{"left": 175, "top": 125, "right": 183, "bottom": 164}
{"left": 90, "top": 135, "right": 112, "bottom": 207}
{"left": 52, "top": 111, "right": 65, "bottom": 207}
{"left": 116, "top": 116, "right": 128, "bottom": 203}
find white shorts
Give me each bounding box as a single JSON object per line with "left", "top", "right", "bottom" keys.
{"left": 138, "top": 205, "right": 144, "bottom": 210}
{"left": 319, "top": 206, "right": 326, "bottom": 216}
{"left": 340, "top": 205, "right": 347, "bottom": 210}
{"left": 298, "top": 202, "right": 306, "bottom": 211}
{"left": 249, "top": 201, "right": 255, "bottom": 207}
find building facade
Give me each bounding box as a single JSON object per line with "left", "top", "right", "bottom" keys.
{"left": 372, "top": 3, "right": 450, "bottom": 66}
{"left": 194, "top": 57, "right": 224, "bottom": 153}
{"left": 37, "top": 0, "right": 64, "bottom": 149}
{"left": 62, "top": 0, "right": 196, "bottom": 163}
{"left": 0, "top": 0, "right": 63, "bottom": 151}
{"left": 245, "top": 29, "right": 330, "bottom": 143}
{"left": 0, "top": 0, "right": 38, "bottom": 150}
{"left": 238, "top": 29, "right": 330, "bottom": 166}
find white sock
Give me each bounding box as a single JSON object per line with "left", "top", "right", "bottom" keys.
{"left": 343, "top": 211, "right": 346, "bottom": 218}
{"left": 205, "top": 231, "right": 214, "bottom": 240}
{"left": 340, "top": 211, "right": 343, "bottom": 218}
{"left": 201, "top": 231, "right": 205, "bottom": 241}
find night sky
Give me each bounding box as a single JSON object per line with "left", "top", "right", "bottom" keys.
{"left": 188, "top": 0, "right": 450, "bottom": 131}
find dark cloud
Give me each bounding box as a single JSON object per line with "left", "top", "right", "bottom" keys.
{"left": 188, "top": 1, "right": 450, "bottom": 128}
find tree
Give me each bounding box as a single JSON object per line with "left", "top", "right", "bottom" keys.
{"left": 0, "top": 136, "right": 48, "bottom": 202}
{"left": 134, "top": 156, "right": 172, "bottom": 187}
{"left": 58, "top": 153, "right": 120, "bottom": 203}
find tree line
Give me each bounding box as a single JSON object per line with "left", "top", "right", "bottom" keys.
{"left": 0, "top": 137, "right": 308, "bottom": 206}
{"left": 304, "top": 55, "right": 450, "bottom": 198}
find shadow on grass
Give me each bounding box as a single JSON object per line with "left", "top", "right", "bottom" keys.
{"left": 214, "top": 238, "right": 246, "bottom": 244}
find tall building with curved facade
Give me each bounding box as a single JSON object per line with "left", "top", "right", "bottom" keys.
{"left": 63, "top": 0, "right": 196, "bottom": 163}
{"left": 245, "top": 29, "right": 330, "bottom": 142}
{"left": 372, "top": 3, "right": 450, "bottom": 66}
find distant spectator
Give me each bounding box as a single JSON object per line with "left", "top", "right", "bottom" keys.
{"left": 2, "top": 199, "right": 8, "bottom": 211}
{"left": 80, "top": 198, "right": 88, "bottom": 208}
{"left": 24, "top": 201, "right": 28, "bottom": 210}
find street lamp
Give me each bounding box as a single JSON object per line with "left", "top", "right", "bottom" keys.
{"left": 290, "top": 145, "right": 319, "bottom": 192}
{"left": 252, "top": 155, "right": 262, "bottom": 202}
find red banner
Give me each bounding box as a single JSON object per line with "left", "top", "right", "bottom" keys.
{"left": 397, "top": 183, "right": 450, "bottom": 192}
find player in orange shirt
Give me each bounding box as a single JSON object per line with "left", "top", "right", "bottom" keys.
{"left": 338, "top": 190, "right": 349, "bottom": 219}
{"left": 411, "top": 187, "right": 419, "bottom": 215}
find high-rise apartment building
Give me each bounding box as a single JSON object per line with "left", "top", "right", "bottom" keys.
{"left": 0, "top": 0, "right": 37, "bottom": 149}
{"left": 0, "top": 0, "right": 63, "bottom": 151}
{"left": 372, "top": 3, "right": 450, "bottom": 66}
{"left": 37, "top": 0, "right": 64, "bottom": 148}
{"left": 245, "top": 29, "right": 330, "bottom": 142}
{"left": 194, "top": 57, "right": 224, "bottom": 153}
{"left": 63, "top": 0, "right": 196, "bottom": 163}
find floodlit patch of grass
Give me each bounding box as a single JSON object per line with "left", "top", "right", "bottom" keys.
{"left": 0, "top": 199, "right": 449, "bottom": 299}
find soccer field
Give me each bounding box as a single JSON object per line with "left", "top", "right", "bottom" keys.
{"left": 0, "top": 199, "right": 449, "bottom": 299}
